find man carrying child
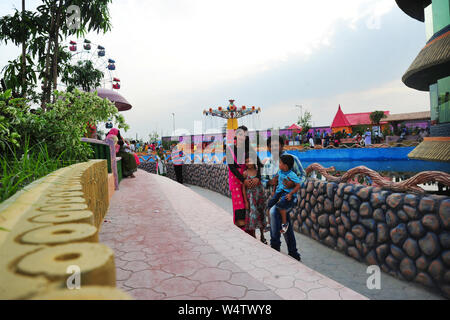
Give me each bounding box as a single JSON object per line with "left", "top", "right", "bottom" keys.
{"left": 267, "top": 154, "right": 301, "bottom": 234}
{"left": 262, "top": 135, "right": 306, "bottom": 261}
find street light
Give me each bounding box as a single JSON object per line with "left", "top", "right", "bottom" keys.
{"left": 295, "top": 105, "right": 302, "bottom": 119}
{"left": 171, "top": 113, "right": 175, "bottom": 133}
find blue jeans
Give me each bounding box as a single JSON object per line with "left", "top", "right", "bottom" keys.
{"left": 268, "top": 191, "right": 297, "bottom": 210}
{"left": 269, "top": 201, "right": 301, "bottom": 261}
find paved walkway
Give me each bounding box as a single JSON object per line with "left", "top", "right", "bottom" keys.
{"left": 187, "top": 185, "right": 444, "bottom": 300}
{"left": 99, "top": 170, "right": 367, "bottom": 300}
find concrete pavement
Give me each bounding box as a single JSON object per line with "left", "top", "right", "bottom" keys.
{"left": 186, "top": 185, "right": 443, "bottom": 300}
{"left": 99, "top": 170, "right": 368, "bottom": 300}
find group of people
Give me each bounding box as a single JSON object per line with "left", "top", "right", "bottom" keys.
{"left": 143, "top": 142, "right": 159, "bottom": 153}
{"left": 228, "top": 126, "right": 304, "bottom": 261}
{"left": 398, "top": 126, "right": 430, "bottom": 142}
{"left": 105, "top": 128, "right": 140, "bottom": 178}
{"left": 297, "top": 130, "right": 343, "bottom": 148}
{"left": 301, "top": 128, "right": 388, "bottom": 147}
{"left": 166, "top": 126, "right": 304, "bottom": 260}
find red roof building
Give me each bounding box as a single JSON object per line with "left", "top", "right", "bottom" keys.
{"left": 287, "top": 123, "right": 302, "bottom": 131}
{"left": 331, "top": 105, "right": 351, "bottom": 129}
{"left": 331, "top": 105, "right": 390, "bottom": 133}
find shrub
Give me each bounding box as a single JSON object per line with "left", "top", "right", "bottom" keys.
{"left": 11, "top": 89, "right": 128, "bottom": 161}
{"left": 0, "top": 89, "right": 22, "bottom": 152}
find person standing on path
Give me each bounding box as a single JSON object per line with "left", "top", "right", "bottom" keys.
{"left": 308, "top": 132, "right": 314, "bottom": 148}
{"left": 156, "top": 146, "right": 167, "bottom": 176}
{"left": 227, "top": 126, "right": 263, "bottom": 235}
{"left": 262, "top": 135, "right": 306, "bottom": 261}
{"left": 364, "top": 128, "right": 372, "bottom": 146}
{"left": 171, "top": 144, "right": 185, "bottom": 184}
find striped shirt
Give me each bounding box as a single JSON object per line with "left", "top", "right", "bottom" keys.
{"left": 171, "top": 150, "right": 185, "bottom": 165}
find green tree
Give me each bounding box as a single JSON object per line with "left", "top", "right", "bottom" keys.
{"left": 297, "top": 110, "right": 312, "bottom": 134}
{"left": 370, "top": 111, "right": 386, "bottom": 125}
{"left": 61, "top": 60, "right": 104, "bottom": 92}
{"left": 37, "top": 0, "right": 113, "bottom": 108}
{"left": 352, "top": 125, "right": 366, "bottom": 136}
{"left": 149, "top": 131, "right": 160, "bottom": 144}
{"left": 1, "top": 55, "right": 38, "bottom": 102}
{"left": 0, "top": 89, "right": 22, "bottom": 151}
{"left": 0, "top": 0, "right": 113, "bottom": 108}
{"left": 0, "top": 7, "right": 41, "bottom": 99}
{"left": 15, "top": 89, "right": 128, "bottom": 160}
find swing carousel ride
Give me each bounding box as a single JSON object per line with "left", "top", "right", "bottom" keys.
{"left": 198, "top": 100, "right": 262, "bottom": 163}
{"left": 203, "top": 99, "right": 261, "bottom": 130}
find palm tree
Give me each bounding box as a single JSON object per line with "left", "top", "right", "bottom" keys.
{"left": 370, "top": 111, "right": 386, "bottom": 126}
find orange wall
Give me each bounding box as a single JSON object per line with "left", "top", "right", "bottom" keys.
{"left": 332, "top": 127, "right": 352, "bottom": 134}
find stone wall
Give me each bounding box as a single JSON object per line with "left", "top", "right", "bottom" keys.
{"left": 0, "top": 160, "right": 130, "bottom": 300}
{"left": 139, "top": 162, "right": 231, "bottom": 197}
{"left": 294, "top": 180, "right": 450, "bottom": 298}
{"left": 138, "top": 163, "right": 450, "bottom": 298}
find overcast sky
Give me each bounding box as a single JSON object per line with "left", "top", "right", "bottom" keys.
{"left": 0, "top": 0, "right": 430, "bottom": 140}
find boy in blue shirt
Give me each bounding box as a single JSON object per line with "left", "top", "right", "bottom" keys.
{"left": 267, "top": 154, "right": 301, "bottom": 234}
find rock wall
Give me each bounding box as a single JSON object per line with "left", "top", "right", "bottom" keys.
{"left": 0, "top": 160, "right": 130, "bottom": 300}
{"left": 138, "top": 163, "right": 450, "bottom": 298}
{"left": 139, "top": 162, "right": 231, "bottom": 197}
{"left": 294, "top": 180, "right": 450, "bottom": 298}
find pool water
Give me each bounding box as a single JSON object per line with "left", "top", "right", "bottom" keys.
{"left": 141, "top": 151, "right": 450, "bottom": 173}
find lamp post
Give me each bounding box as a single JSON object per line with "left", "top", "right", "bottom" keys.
{"left": 171, "top": 113, "right": 175, "bottom": 133}
{"left": 295, "top": 105, "right": 302, "bottom": 120}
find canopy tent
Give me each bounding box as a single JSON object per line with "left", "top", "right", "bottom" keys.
{"left": 94, "top": 88, "right": 132, "bottom": 111}
{"left": 287, "top": 123, "right": 302, "bottom": 131}
{"left": 331, "top": 105, "right": 352, "bottom": 133}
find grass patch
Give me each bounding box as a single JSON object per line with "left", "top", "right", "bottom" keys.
{"left": 0, "top": 140, "right": 78, "bottom": 203}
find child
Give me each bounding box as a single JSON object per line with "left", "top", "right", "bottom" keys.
{"left": 267, "top": 154, "right": 301, "bottom": 233}
{"left": 242, "top": 157, "right": 267, "bottom": 244}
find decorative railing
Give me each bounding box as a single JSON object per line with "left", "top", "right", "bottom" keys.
{"left": 0, "top": 160, "right": 130, "bottom": 299}
{"left": 81, "top": 138, "right": 119, "bottom": 190}
{"left": 305, "top": 163, "right": 450, "bottom": 194}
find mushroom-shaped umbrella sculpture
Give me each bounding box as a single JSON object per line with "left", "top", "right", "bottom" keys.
{"left": 93, "top": 88, "right": 132, "bottom": 111}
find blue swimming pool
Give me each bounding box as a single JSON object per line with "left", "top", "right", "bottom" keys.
{"left": 139, "top": 147, "right": 450, "bottom": 174}
{"left": 288, "top": 147, "right": 450, "bottom": 173}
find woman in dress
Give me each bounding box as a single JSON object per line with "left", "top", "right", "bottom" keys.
{"left": 227, "top": 126, "right": 263, "bottom": 235}
{"left": 106, "top": 128, "right": 137, "bottom": 178}
{"left": 242, "top": 154, "right": 267, "bottom": 243}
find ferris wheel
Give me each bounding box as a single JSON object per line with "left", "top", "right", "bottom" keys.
{"left": 59, "top": 38, "right": 121, "bottom": 92}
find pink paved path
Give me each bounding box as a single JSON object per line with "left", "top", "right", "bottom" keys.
{"left": 99, "top": 170, "right": 368, "bottom": 300}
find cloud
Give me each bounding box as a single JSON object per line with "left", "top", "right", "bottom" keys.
{"left": 295, "top": 79, "right": 429, "bottom": 128}
{"left": 84, "top": 0, "right": 396, "bottom": 94}
{"left": 364, "top": 0, "right": 395, "bottom": 29}
{"left": 1, "top": 0, "right": 411, "bottom": 139}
